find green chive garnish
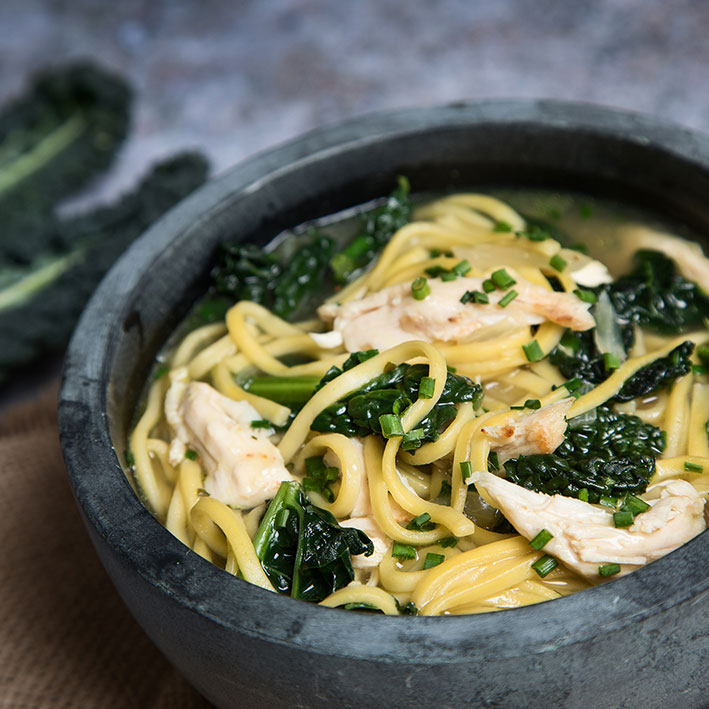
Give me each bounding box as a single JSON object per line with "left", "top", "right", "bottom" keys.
{"left": 423, "top": 552, "right": 446, "bottom": 570}
{"left": 564, "top": 377, "right": 583, "bottom": 393}
{"left": 250, "top": 419, "right": 274, "bottom": 429}
{"left": 598, "top": 563, "right": 621, "bottom": 577}
{"left": 494, "top": 221, "right": 512, "bottom": 233}
{"left": 523, "top": 227, "right": 550, "bottom": 241}
{"left": 401, "top": 428, "right": 425, "bottom": 450}
{"left": 579, "top": 204, "right": 593, "bottom": 219}
{"left": 622, "top": 494, "right": 650, "bottom": 515}
{"left": 406, "top": 513, "right": 434, "bottom": 531}
{"left": 460, "top": 461, "right": 473, "bottom": 482}
{"left": 453, "top": 259, "right": 471, "bottom": 276}
{"left": 574, "top": 288, "right": 597, "bottom": 304}
{"left": 488, "top": 452, "right": 500, "bottom": 471}
{"left": 412, "top": 277, "right": 430, "bottom": 300}
{"left": 549, "top": 254, "right": 567, "bottom": 272}
{"left": 603, "top": 352, "right": 620, "bottom": 371}
{"left": 441, "top": 270, "right": 457, "bottom": 281}
{"left": 522, "top": 339, "right": 544, "bottom": 362}
{"left": 524, "top": 399, "right": 541, "bottom": 410}
{"left": 438, "top": 536, "right": 458, "bottom": 548}
{"left": 392, "top": 543, "right": 417, "bottom": 560}
{"left": 491, "top": 268, "right": 516, "bottom": 290}
{"left": 692, "top": 364, "right": 709, "bottom": 375}
{"left": 529, "top": 529, "right": 553, "bottom": 550}
{"left": 379, "top": 414, "right": 404, "bottom": 438}
{"left": 482, "top": 279, "right": 496, "bottom": 293}
{"left": 498, "top": 289, "right": 518, "bottom": 307}
{"left": 599, "top": 496, "right": 618, "bottom": 509}
{"left": 419, "top": 376, "right": 436, "bottom": 399}
{"left": 578, "top": 488, "right": 589, "bottom": 502}
{"left": 613, "top": 510, "right": 634, "bottom": 528}
{"left": 560, "top": 330, "right": 581, "bottom": 352}
{"left": 305, "top": 456, "right": 326, "bottom": 476}
{"left": 531, "top": 555, "right": 558, "bottom": 578}
{"left": 684, "top": 461, "right": 704, "bottom": 473}
{"left": 185, "top": 449, "right": 198, "bottom": 461}
{"left": 153, "top": 364, "right": 169, "bottom": 379}
{"left": 461, "top": 290, "right": 489, "bottom": 304}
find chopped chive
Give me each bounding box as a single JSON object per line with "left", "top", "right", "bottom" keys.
{"left": 510, "top": 405, "right": 525, "bottom": 410}
{"left": 305, "top": 456, "right": 326, "bottom": 476}
{"left": 392, "top": 396, "right": 412, "bottom": 415}
{"left": 574, "top": 288, "right": 597, "bottom": 304}
{"left": 684, "top": 461, "right": 704, "bottom": 473}
{"left": 522, "top": 339, "right": 544, "bottom": 362}
{"left": 436, "top": 480, "right": 452, "bottom": 504}
{"left": 380, "top": 414, "right": 404, "bottom": 438}
{"left": 531, "top": 555, "right": 558, "bottom": 578}
{"left": 418, "top": 377, "right": 436, "bottom": 399}
{"left": 124, "top": 449, "right": 135, "bottom": 466}
{"left": 603, "top": 352, "right": 620, "bottom": 371}
{"left": 425, "top": 265, "right": 448, "bottom": 278}
{"left": 438, "top": 536, "right": 458, "bottom": 548}
{"left": 697, "top": 344, "right": 709, "bottom": 364}
{"left": 564, "top": 377, "right": 583, "bottom": 393}
{"left": 446, "top": 365, "right": 457, "bottom": 373}
{"left": 498, "top": 289, "right": 518, "bottom": 307}
{"left": 546, "top": 207, "right": 561, "bottom": 220}
{"left": 302, "top": 477, "right": 321, "bottom": 492}
{"left": 153, "top": 364, "right": 169, "bottom": 379}
{"left": 549, "top": 254, "right": 567, "bottom": 272}
{"left": 401, "top": 428, "right": 425, "bottom": 450}
{"left": 250, "top": 419, "right": 274, "bottom": 429}
{"left": 622, "top": 494, "right": 651, "bottom": 515}
{"left": 406, "top": 512, "right": 435, "bottom": 531}
{"left": 569, "top": 242, "right": 589, "bottom": 254}
{"left": 522, "top": 227, "right": 550, "bottom": 241}
{"left": 491, "top": 268, "right": 516, "bottom": 290}
{"left": 461, "top": 290, "right": 489, "bottom": 305}
{"left": 599, "top": 496, "right": 618, "bottom": 509}
{"left": 453, "top": 259, "right": 471, "bottom": 276}
{"left": 488, "top": 451, "right": 500, "bottom": 471}
{"left": 524, "top": 398, "right": 542, "bottom": 410}
{"left": 529, "top": 529, "right": 554, "bottom": 550}
{"left": 423, "top": 552, "right": 446, "bottom": 570}
{"left": 578, "top": 488, "right": 589, "bottom": 502}
{"left": 560, "top": 330, "right": 581, "bottom": 353}
{"left": 613, "top": 510, "right": 635, "bottom": 528}
{"left": 185, "top": 449, "right": 198, "bottom": 461}
{"left": 392, "top": 542, "right": 417, "bottom": 560}
{"left": 429, "top": 248, "right": 442, "bottom": 258}
{"left": 579, "top": 204, "right": 593, "bottom": 219}
{"left": 494, "top": 220, "right": 512, "bottom": 233}
{"left": 692, "top": 364, "right": 709, "bottom": 375}
{"left": 441, "top": 270, "right": 458, "bottom": 281}
{"left": 412, "top": 276, "right": 431, "bottom": 300}
{"left": 460, "top": 461, "right": 473, "bottom": 482}
{"left": 324, "top": 466, "right": 339, "bottom": 483}
{"left": 482, "top": 279, "right": 496, "bottom": 293}
{"left": 598, "top": 563, "right": 621, "bottom": 577}
{"left": 459, "top": 291, "right": 472, "bottom": 304}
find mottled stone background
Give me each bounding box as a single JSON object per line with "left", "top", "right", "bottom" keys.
{"left": 2, "top": 0, "right": 708, "bottom": 205}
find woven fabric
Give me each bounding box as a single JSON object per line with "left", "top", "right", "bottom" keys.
{"left": 0, "top": 383, "right": 208, "bottom": 708}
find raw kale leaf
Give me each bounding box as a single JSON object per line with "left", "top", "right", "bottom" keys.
{"left": 311, "top": 358, "right": 482, "bottom": 447}
{"left": 608, "top": 250, "right": 709, "bottom": 335}
{"left": 503, "top": 405, "right": 665, "bottom": 503}
{"left": 0, "top": 153, "right": 209, "bottom": 380}
{"left": 330, "top": 176, "right": 412, "bottom": 283}
{"left": 253, "top": 481, "right": 373, "bottom": 602}
{"left": 0, "top": 63, "right": 131, "bottom": 264}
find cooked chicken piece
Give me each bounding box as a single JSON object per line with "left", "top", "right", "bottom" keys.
{"left": 340, "top": 516, "right": 391, "bottom": 568}
{"left": 616, "top": 226, "right": 709, "bottom": 292}
{"left": 169, "top": 381, "right": 294, "bottom": 508}
{"left": 165, "top": 366, "right": 190, "bottom": 464}
{"left": 481, "top": 398, "right": 574, "bottom": 462}
{"left": 318, "top": 275, "right": 594, "bottom": 352}
{"left": 470, "top": 472, "right": 706, "bottom": 578}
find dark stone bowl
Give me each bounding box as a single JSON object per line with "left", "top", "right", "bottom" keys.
{"left": 59, "top": 101, "right": 709, "bottom": 709}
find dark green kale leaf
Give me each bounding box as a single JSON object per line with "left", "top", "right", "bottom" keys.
{"left": 0, "top": 153, "right": 209, "bottom": 380}
{"left": 503, "top": 405, "right": 665, "bottom": 503}
{"left": 608, "top": 250, "right": 709, "bottom": 335}
{"left": 330, "top": 176, "right": 412, "bottom": 283}
{"left": 0, "top": 63, "right": 131, "bottom": 264}
{"left": 614, "top": 340, "right": 694, "bottom": 402}
{"left": 311, "top": 360, "right": 482, "bottom": 447}
{"left": 253, "top": 481, "right": 373, "bottom": 602}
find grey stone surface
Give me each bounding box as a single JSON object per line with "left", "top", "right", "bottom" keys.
{"left": 2, "top": 0, "right": 708, "bottom": 204}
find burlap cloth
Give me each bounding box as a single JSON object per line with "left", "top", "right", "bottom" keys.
{"left": 0, "top": 382, "right": 210, "bottom": 708}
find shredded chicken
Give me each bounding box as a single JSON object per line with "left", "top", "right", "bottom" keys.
{"left": 481, "top": 398, "right": 574, "bottom": 462}
{"left": 167, "top": 381, "right": 294, "bottom": 508}
{"left": 616, "top": 226, "right": 709, "bottom": 291}
{"left": 318, "top": 275, "right": 594, "bottom": 352}
{"left": 471, "top": 471, "right": 706, "bottom": 578}
{"left": 340, "top": 516, "right": 391, "bottom": 569}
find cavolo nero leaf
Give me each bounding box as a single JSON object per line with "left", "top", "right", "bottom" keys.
{"left": 253, "top": 481, "right": 373, "bottom": 602}
{"left": 504, "top": 405, "right": 665, "bottom": 503}
{"left": 0, "top": 153, "right": 209, "bottom": 380}
{"left": 311, "top": 356, "right": 483, "bottom": 447}
{"left": 0, "top": 63, "right": 131, "bottom": 264}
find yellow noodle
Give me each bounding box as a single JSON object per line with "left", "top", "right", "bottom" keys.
{"left": 687, "top": 383, "right": 709, "bottom": 457}
{"left": 171, "top": 322, "right": 227, "bottom": 368}
{"left": 663, "top": 375, "right": 692, "bottom": 457}
{"left": 319, "top": 585, "right": 399, "bottom": 615}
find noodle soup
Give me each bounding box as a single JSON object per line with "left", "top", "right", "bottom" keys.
{"left": 127, "top": 182, "right": 709, "bottom": 616}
